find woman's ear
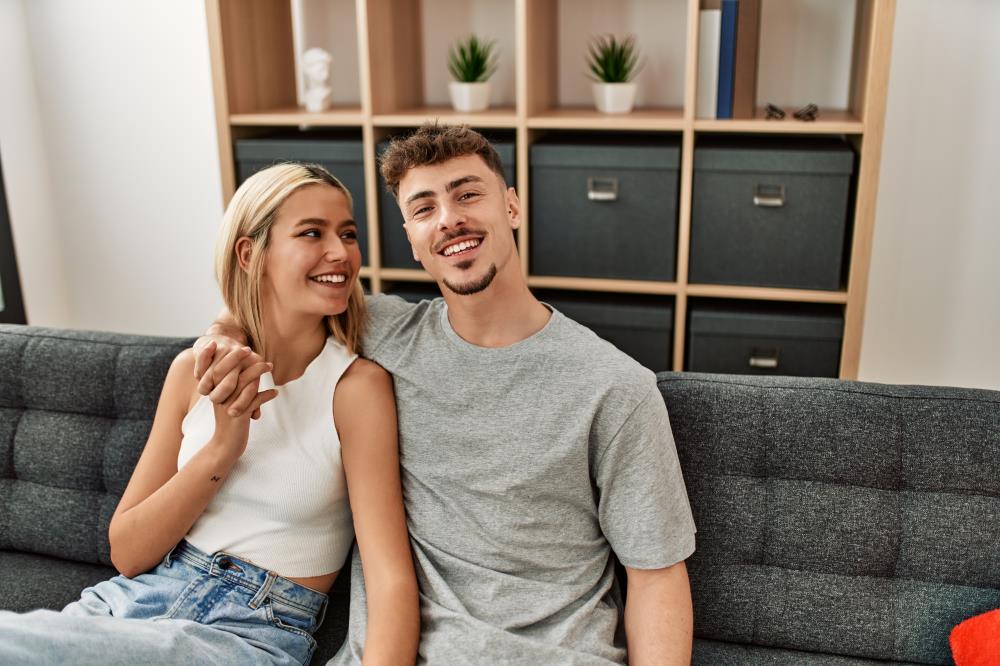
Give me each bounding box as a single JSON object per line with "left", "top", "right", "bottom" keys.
{"left": 235, "top": 237, "right": 253, "bottom": 272}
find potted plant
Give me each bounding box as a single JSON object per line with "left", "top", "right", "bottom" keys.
{"left": 448, "top": 35, "right": 498, "bottom": 113}
{"left": 586, "top": 34, "right": 642, "bottom": 114}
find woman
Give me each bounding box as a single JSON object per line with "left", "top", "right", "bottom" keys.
{"left": 0, "top": 164, "right": 418, "bottom": 665}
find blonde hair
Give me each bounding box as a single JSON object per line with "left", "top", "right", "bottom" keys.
{"left": 215, "top": 163, "right": 367, "bottom": 359}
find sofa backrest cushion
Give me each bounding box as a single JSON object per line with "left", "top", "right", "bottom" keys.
{"left": 658, "top": 372, "right": 1000, "bottom": 665}
{"left": 0, "top": 325, "right": 191, "bottom": 568}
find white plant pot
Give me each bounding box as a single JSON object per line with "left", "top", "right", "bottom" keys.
{"left": 449, "top": 81, "right": 491, "bottom": 113}
{"left": 592, "top": 82, "right": 638, "bottom": 114}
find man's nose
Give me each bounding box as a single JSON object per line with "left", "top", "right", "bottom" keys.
{"left": 436, "top": 201, "right": 466, "bottom": 230}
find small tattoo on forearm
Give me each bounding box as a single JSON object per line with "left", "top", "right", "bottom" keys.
{"left": 210, "top": 475, "right": 221, "bottom": 482}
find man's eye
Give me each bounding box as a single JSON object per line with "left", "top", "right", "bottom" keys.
{"left": 459, "top": 192, "right": 480, "bottom": 201}
{"left": 412, "top": 206, "right": 432, "bottom": 218}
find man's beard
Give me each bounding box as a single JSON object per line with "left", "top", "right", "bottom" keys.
{"left": 443, "top": 263, "right": 498, "bottom": 296}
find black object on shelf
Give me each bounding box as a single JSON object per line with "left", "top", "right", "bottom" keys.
{"left": 377, "top": 132, "right": 516, "bottom": 270}
{"left": 381, "top": 281, "right": 441, "bottom": 304}
{"left": 536, "top": 289, "right": 674, "bottom": 372}
{"left": 234, "top": 131, "right": 369, "bottom": 263}
{"left": 690, "top": 135, "right": 855, "bottom": 291}
{"left": 0, "top": 158, "right": 26, "bottom": 325}
{"left": 530, "top": 133, "right": 680, "bottom": 281}
{"left": 686, "top": 300, "right": 843, "bottom": 377}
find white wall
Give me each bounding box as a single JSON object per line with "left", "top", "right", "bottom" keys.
{"left": 10, "top": 0, "right": 224, "bottom": 337}
{"left": 858, "top": 0, "right": 1000, "bottom": 390}
{"left": 0, "top": 0, "right": 71, "bottom": 326}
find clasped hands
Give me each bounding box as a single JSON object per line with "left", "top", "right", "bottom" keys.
{"left": 193, "top": 336, "right": 277, "bottom": 420}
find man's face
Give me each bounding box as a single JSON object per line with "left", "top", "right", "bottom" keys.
{"left": 397, "top": 154, "right": 520, "bottom": 296}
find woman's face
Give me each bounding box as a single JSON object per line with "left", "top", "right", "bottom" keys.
{"left": 259, "top": 183, "right": 361, "bottom": 319}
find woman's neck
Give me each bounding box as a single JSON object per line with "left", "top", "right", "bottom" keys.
{"left": 259, "top": 311, "right": 328, "bottom": 386}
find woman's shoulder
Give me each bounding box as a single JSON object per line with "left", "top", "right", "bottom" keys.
{"left": 162, "top": 349, "right": 201, "bottom": 411}
{"left": 338, "top": 357, "right": 392, "bottom": 392}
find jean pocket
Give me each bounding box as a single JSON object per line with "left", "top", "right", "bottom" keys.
{"left": 265, "top": 599, "right": 318, "bottom": 649}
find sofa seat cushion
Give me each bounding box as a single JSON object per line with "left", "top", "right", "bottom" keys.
{"left": 0, "top": 550, "right": 116, "bottom": 613}
{"left": 694, "top": 639, "right": 926, "bottom": 665}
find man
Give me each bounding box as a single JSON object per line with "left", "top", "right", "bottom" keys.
{"left": 199, "top": 124, "right": 696, "bottom": 664}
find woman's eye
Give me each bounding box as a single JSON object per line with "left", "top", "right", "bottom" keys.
{"left": 300, "top": 229, "right": 320, "bottom": 238}
{"left": 341, "top": 230, "right": 358, "bottom": 241}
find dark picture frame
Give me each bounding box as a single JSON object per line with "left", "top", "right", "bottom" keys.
{"left": 0, "top": 156, "right": 27, "bottom": 324}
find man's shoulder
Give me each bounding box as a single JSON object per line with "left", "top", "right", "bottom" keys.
{"left": 546, "top": 310, "right": 658, "bottom": 395}
{"left": 362, "top": 293, "right": 442, "bottom": 358}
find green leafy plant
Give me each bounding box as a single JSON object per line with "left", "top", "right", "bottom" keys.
{"left": 448, "top": 35, "right": 499, "bottom": 83}
{"left": 586, "top": 34, "right": 642, "bottom": 83}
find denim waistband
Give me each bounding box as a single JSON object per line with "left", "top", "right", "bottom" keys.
{"left": 165, "top": 540, "right": 328, "bottom": 619}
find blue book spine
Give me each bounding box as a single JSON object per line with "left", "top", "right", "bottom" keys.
{"left": 717, "top": 0, "right": 739, "bottom": 119}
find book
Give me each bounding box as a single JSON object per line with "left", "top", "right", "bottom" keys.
{"left": 732, "top": 0, "right": 762, "bottom": 119}
{"left": 716, "top": 0, "right": 738, "bottom": 119}
{"left": 697, "top": 9, "right": 722, "bottom": 119}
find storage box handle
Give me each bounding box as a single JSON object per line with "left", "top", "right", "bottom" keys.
{"left": 749, "top": 348, "right": 780, "bottom": 369}
{"left": 753, "top": 184, "right": 786, "bottom": 207}
{"left": 587, "top": 177, "right": 619, "bottom": 202}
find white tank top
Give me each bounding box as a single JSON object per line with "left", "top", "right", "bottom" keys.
{"left": 178, "top": 337, "right": 357, "bottom": 577}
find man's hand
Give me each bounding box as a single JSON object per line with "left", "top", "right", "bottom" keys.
{"left": 209, "top": 351, "right": 277, "bottom": 454}
{"left": 193, "top": 336, "right": 272, "bottom": 419}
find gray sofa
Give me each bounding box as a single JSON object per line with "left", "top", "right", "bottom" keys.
{"left": 1, "top": 324, "right": 998, "bottom": 664}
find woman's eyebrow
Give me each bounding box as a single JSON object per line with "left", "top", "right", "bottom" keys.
{"left": 294, "top": 217, "right": 329, "bottom": 227}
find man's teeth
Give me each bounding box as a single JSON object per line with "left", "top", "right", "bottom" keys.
{"left": 312, "top": 274, "right": 347, "bottom": 283}
{"left": 442, "top": 239, "right": 480, "bottom": 257}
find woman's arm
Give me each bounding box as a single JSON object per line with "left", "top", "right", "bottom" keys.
{"left": 335, "top": 359, "right": 420, "bottom": 666}
{"left": 108, "top": 347, "right": 275, "bottom": 577}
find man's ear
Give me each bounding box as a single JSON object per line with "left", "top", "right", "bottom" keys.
{"left": 506, "top": 187, "right": 522, "bottom": 230}
{"left": 235, "top": 237, "right": 253, "bottom": 272}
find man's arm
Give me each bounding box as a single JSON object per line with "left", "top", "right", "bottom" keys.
{"left": 624, "top": 561, "right": 693, "bottom": 665}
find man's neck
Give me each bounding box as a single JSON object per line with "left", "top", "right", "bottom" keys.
{"left": 441, "top": 268, "right": 551, "bottom": 348}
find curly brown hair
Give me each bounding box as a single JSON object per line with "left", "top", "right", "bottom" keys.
{"left": 379, "top": 123, "right": 506, "bottom": 198}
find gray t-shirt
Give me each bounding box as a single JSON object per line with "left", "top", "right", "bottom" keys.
{"left": 330, "top": 295, "right": 696, "bottom": 665}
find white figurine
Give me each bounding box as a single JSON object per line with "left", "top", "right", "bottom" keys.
{"left": 302, "top": 47, "right": 333, "bottom": 113}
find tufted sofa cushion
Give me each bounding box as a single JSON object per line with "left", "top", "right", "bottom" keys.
{"left": 659, "top": 372, "right": 1000, "bottom": 665}
{"left": 0, "top": 325, "right": 191, "bottom": 568}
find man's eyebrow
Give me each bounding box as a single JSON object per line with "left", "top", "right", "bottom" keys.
{"left": 404, "top": 190, "right": 435, "bottom": 206}
{"left": 445, "top": 175, "right": 485, "bottom": 192}
{"left": 403, "top": 175, "right": 486, "bottom": 206}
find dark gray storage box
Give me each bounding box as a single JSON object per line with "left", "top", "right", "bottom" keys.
{"left": 536, "top": 289, "right": 674, "bottom": 372}
{"left": 378, "top": 135, "right": 516, "bottom": 269}
{"left": 690, "top": 136, "right": 855, "bottom": 290}
{"left": 531, "top": 134, "right": 680, "bottom": 281}
{"left": 382, "top": 281, "right": 441, "bottom": 304}
{"left": 235, "top": 132, "right": 369, "bottom": 263}
{"left": 687, "top": 301, "right": 843, "bottom": 377}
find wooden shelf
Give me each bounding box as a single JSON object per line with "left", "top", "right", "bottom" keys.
{"left": 528, "top": 276, "right": 679, "bottom": 296}
{"left": 695, "top": 108, "right": 863, "bottom": 134}
{"left": 229, "top": 107, "right": 365, "bottom": 127}
{"left": 686, "top": 284, "right": 848, "bottom": 304}
{"left": 372, "top": 107, "right": 518, "bottom": 129}
{"left": 528, "top": 108, "right": 686, "bottom": 131}
{"left": 379, "top": 268, "right": 434, "bottom": 282}
{"left": 206, "top": 0, "right": 896, "bottom": 379}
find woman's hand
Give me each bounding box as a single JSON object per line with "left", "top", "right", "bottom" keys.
{"left": 203, "top": 344, "right": 277, "bottom": 457}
